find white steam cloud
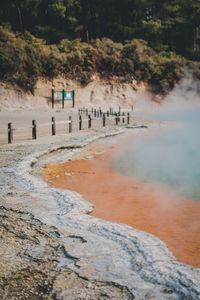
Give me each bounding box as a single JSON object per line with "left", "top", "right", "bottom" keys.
{"left": 113, "top": 77, "right": 200, "bottom": 201}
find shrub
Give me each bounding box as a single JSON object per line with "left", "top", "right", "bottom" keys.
{"left": 42, "top": 53, "right": 61, "bottom": 78}
{"left": 0, "top": 26, "right": 196, "bottom": 95}
{"left": 58, "top": 38, "right": 81, "bottom": 53}
{"left": 17, "top": 74, "right": 37, "bottom": 94}
{"left": 77, "top": 71, "right": 92, "bottom": 86}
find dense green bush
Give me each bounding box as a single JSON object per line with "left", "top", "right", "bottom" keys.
{"left": 77, "top": 71, "right": 92, "bottom": 86}
{"left": 0, "top": 26, "right": 198, "bottom": 95}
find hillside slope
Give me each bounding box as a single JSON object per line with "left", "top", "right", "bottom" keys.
{"left": 0, "top": 77, "right": 158, "bottom": 111}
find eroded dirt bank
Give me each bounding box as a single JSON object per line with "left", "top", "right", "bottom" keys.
{"left": 0, "top": 77, "right": 157, "bottom": 112}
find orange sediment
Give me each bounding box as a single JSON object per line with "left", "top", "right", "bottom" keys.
{"left": 42, "top": 142, "right": 200, "bottom": 269}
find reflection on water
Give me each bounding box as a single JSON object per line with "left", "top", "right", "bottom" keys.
{"left": 113, "top": 108, "right": 200, "bottom": 201}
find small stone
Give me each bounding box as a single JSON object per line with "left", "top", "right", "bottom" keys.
{"left": 87, "top": 282, "right": 93, "bottom": 288}
{"left": 161, "top": 288, "right": 173, "bottom": 294}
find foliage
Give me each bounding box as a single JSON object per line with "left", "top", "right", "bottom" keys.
{"left": 0, "top": 0, "right": 199, "bottom": 58}
{"left": 0, "top": 0, "right": 199, "bottom": 96}
{"left": 0, "top": 26, "right": 191, "bottom": 94}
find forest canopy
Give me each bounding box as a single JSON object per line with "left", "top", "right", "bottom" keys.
{"left": 0, "top": 0, "right": 199, "bottom": 58}
{"left": 0, "top": 1, "right": 199, "bottom": 94}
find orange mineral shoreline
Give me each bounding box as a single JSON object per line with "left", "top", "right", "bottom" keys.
{"left": 42, "top": 137, "right": 200, "bottom": 269}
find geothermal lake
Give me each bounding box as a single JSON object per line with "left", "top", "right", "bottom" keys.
{"left": 43, "top": 107, "right": 200, "bottom": 268}
{"left": 113, "top": 108, "right": 200, "bottom": 202}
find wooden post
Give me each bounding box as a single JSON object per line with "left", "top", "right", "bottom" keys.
{"left": 94, "top": 109, "right": 96, "bottom": 117}
{"left": 88, "top": 115, "right": 91, "bottom": 128}
{"left": 69, "top": 116, "right": 72, "bottom": 133}
{"left": 62, "top": 89, "right": 65, "bottom": 109}
{"left": 115, "top": 113, "right": 118, "bottom": 125}
{"left": 122, "top": 112, "right": 125, "bottom": 123}
{"left": 79, "top": 115, "right": 82, "bottom": 130}
{"left": 103, "top": 113, "right": 106, "bottom": 127}
{"left": 51, "top": 117, "right": 56, "bottom": 136}
{"left": 118, "top": 111, "right": 120, "bottom": 123}
{"left": 8, "top": 123, "right": 13, "bottom": 144}
{"left": 52, "top": 89, "right": 54, "bottom": 109}
{"left": 127, "top": 112, "right": 130, "bottom": 124}
{"left": 32, "top": 120, "right": 37, "bottom": 139}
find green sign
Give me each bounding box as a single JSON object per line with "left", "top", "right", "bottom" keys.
{"left": 53, "top": 90, "right": 74, "bottom": 101}
{"left": 64, "top": 91, "right": 74, "bottom": 100}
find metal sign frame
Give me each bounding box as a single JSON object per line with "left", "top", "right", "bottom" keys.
{"left": 51, "top": 89, "right": 75, "bottom": 109}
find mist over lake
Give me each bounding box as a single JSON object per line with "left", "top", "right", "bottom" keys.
{"left": 113, "top": 89, "right": 200, "bottom": 201}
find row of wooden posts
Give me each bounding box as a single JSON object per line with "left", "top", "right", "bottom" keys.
{"left": 7, "top": 110, "right": 130, "bottom": 144}
{"left": 78, "top": 106, "right": 133, "bottom": 117}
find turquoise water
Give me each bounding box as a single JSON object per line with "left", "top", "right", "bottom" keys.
{"left": 113, "top": 108, "right": 200, "bottom": 201}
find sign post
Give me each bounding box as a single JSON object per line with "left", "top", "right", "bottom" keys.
{"left": 62, "top": 89, "right": 65, "bottom": 109}
{"left": 73, "top": 90, "right": 75, "bottom": 108}
{"left": 52, "top": 89, "right": 55, "bottom": 109}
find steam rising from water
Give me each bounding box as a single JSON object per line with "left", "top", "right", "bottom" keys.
{"left": 114, "top": 78, "right": 200, "bottom": 201}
